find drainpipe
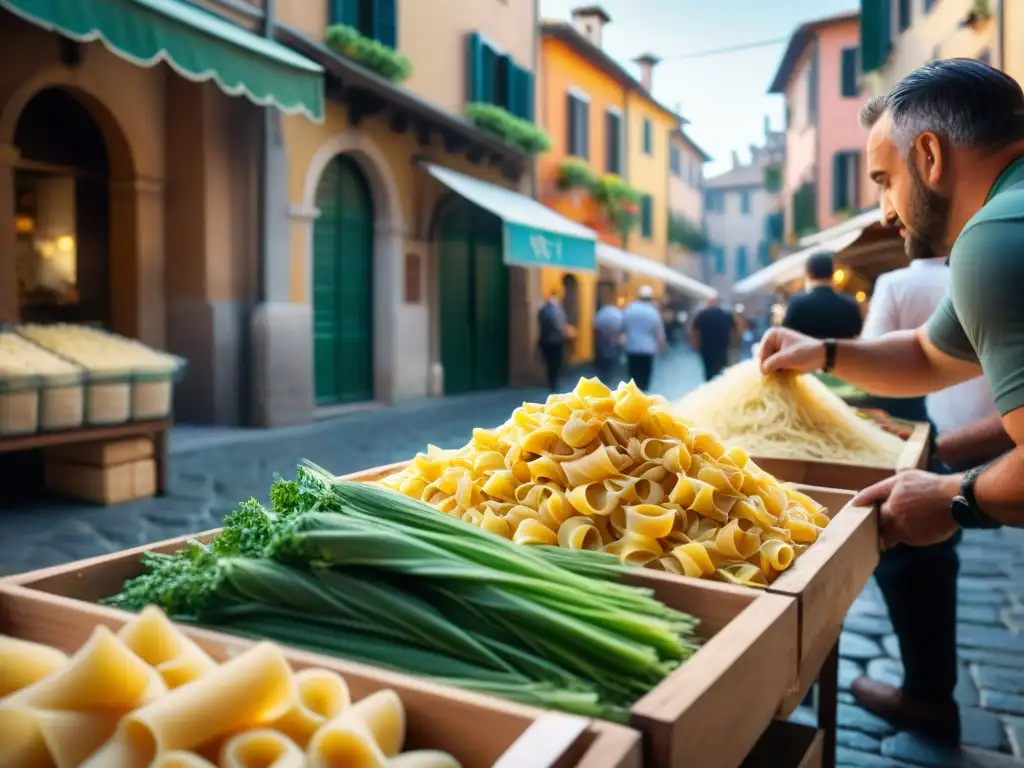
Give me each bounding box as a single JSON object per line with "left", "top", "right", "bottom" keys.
{"left": 997, "top": 0, "right": 1005, "bottom": 71}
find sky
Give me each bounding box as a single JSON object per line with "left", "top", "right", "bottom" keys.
{"left": 540, "top": 0, "right": 858, "bottom": 176}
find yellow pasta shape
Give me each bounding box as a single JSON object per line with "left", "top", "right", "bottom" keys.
{"left": 0, "top": 707, "right": 119, "bottom": 768}
{"left": 85, "top": 642, "right": 294, "bottom": 766}
{"left": 271, "top": 667, "right": 351, "bottom": 748}
{"left": 0, "top": 635, "right": 68, "bottom": 697}
{"left": 151, "top": 752, "right": 218, "bottom": 768}
{"left": 4, "top": 625, "right": 166, "bottom": 712}
{"left": 330, "top": 689, "right": 405, "bottom": 758}
{"left": 381, "top": 377, "right": 832, "bottom": 584}
{"left": 220, "top": 729, "right": 304, "bottom": 768}
{"left": 118, "top": 606, "right": 218, "bottom": 689}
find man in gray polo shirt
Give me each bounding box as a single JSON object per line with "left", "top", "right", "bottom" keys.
{"left": 757, "top": 59, "right": 1024, "bottom": 742}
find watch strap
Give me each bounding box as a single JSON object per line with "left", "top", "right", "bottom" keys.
{"left": 952, "top": 465, "right": 1001, "bottom": 530}
{"left": 822, "top": 339, "right": 838, "bottom": 373}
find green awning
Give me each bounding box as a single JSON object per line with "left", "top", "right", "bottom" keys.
{"left": 2, "top": 0, "right": 325, "bottom": 121}
{"left": 421, "top": 162, "right": 597, "bottom": 272}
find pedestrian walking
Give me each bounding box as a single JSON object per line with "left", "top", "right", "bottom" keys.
{"left": 593, "top": 299, "right": 624, "bottom": 386}
{"left": 690, "top": 295, "right": 732, "bottom": 381}
{"left": 758, "top": 60, "right": 1024, "bottom": 744}
{"left": 622, "top": 285, "right": 665, "bottom": 391}
{"left": 537, "top": 292, "right": 568, "bottom": 393}
{"left": 781, "top": 251, "right": 862, "bottom": 340}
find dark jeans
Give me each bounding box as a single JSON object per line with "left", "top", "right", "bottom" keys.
{"left": 539, "top": 343, "right": 563, "bottom": 392}
{"left": 700, "top": 349, "right": 728, "bottom": 381}
{"left": 626, "top": 353, "right": 654, "bottom": 391}
{"left": 863, "top": 395, "right": 959, "bottom": 701}
{"left": 594, "top": 354, "right": 619, "bottom": 387}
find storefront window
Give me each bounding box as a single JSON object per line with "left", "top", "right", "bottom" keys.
{"left": 14, "top": 171, "right": 79, "bottom": 313}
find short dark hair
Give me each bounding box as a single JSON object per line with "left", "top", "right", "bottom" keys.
{"left": 805, "top": 251, "right": 834, "bottom": 281}
{"left": 859, "top": 59, "right": 1024, "bottom": 152}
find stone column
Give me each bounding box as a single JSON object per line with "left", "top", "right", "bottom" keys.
{"left": 0, "top": 143, "right": 21, "bottom": 324}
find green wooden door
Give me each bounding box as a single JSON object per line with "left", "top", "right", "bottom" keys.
{"left": 313, "top": 156, "right": 374, "bottom": 406}
{"left": 437, "top": 199, "right": 509, "bottom": 394}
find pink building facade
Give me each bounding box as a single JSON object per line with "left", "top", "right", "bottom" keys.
{"left": 770, "top": 13, "right": 878, "bottom": 243}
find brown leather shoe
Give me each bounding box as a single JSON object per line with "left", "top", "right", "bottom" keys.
{"left": 850, "top": 677, "right": 960, "bottom": 744}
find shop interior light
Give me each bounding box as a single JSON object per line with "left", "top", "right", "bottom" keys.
{"left": 833, "top": 269, "right": 847, "bottom": 284}
{"left": 855, "top": 290, "right": 867, "bottom": 303}
{"left": 14, "top": 215, "right": 33, "bottom": 235}
{"left": 56, "top": 235, "right": 75, "bottom": 252}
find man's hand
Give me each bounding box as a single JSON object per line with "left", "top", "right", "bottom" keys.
{"left": 757, "top": 327, "right": 825, "bottom": 375}
{"left": 852, "top": 470, "right": 961, "bottom": 549}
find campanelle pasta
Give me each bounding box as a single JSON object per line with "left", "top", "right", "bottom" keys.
{"left": 0, "top": 607, "right": 463, "bottom": 767}
{"left": 381, "top": 378, "right": 830, "bottom": 586}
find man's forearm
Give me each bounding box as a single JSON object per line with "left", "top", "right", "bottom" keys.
{"left": 974, "top": 447, "right": 1024, "bottom": 526}
{"left": 830, "top": 331, "right": 943, "bottom": 397}
{"left": 936, "top": 412, "right": 1014, "bottom": 470}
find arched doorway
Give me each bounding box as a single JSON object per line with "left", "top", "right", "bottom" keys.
{"left": 437, "top": 197, "right": 509, "bottom": 395}
{"left": 12, "top": 88, "right": 111, "bottom": 327}
{"left": 312, "top": 155, "right": 374, "bottom": 406}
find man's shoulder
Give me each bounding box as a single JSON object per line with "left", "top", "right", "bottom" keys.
{"left": 953, "top": 209, "right": 1024, "bottom": 273}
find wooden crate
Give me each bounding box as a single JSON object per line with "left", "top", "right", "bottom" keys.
{"left": 0, "top": 583, "right": 639, "bottom": 768}
{"left": 741, "top": 721, "right": 823, "bottom": 768}
{"left": 749, "top": 421, "right": 931, "bottom": 492}
{"left": 45, "top": 436, "right": 154, "bottom": 466}
{"left": 4, "top": 537, "right": 798, "bottom": 768}
{"left": 330, "top": 462, "right": 876, "bottom": 718}
{"left": 44, "top": 457, "right": 157, "bottom": 505}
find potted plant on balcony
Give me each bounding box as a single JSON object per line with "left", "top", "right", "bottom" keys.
{"left": 465, "top": 104, "right": 552, "bottom": 156}
{"left": 325, "top": 24, "right": 413, "bottom": 83}
{"left": 594, "top": 174, "right": 642, "bottom": 241}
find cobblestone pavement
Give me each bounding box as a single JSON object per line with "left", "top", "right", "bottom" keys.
{"left": 790, "top": 529, "right": 1024, "bottom": 766}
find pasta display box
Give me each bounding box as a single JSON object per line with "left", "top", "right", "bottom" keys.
{"left": 748, "top": 420, "right": 930, "bottom": 492}
{"left": 0, "top": 582, "right": 641, "bottom": 768}
{"left": 44, "top": 437, "right": 158, "bottom": 505}
{"left": 6, "top": 531, "right": 799, "bottom": 768}
{"left": 0, "top": 372, "right": 39, "bottom": 437}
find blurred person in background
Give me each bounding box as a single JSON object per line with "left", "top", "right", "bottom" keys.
{"left": 782, "top": 252, "right": 863, "bottom": 340}
{"left": 622, "top": 285, "right": 666, "bottom": 391}
{"left": 854, "top": 239, "right": 1009, "bottom": 739}
{"left": 594, "top": 295, "right": 624, "bottom": 386}
{"left": 690, "top": 295, "right": 733, "bottom": 381}
{"left": 537, "top": 291, "right": 568, "bottom": 393}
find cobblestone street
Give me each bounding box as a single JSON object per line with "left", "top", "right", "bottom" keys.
{"left": 5, "top": 346, "right": 1024, "bottom": 766}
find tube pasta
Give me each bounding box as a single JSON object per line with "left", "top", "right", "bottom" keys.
{"left": 0, "top": 635, "right": 68, "bottom": 697}
{"left": 381, "top": 378, "right": 831, "bottom": 586}
{"left": 0, "top": 609, "right": 461, "bottom": 768}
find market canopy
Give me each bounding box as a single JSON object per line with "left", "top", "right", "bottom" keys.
{"left": 733, "top": 208, "right": 884, "bottom": 295}
{"left": 2, "top": 0, "right": 325, "bottom": 121}
{"left": 596, "top": 243, "right": 718, "bottom": 300}
{"left": 422, "top": 162, "right": 598, "bottom": 272}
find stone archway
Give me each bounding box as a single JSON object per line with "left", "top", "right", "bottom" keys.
{"left": 0, "top": 67, "right": 160, "bottom": 344}
{"left": 296, "top": 130, "right": 406, "bottom": 404}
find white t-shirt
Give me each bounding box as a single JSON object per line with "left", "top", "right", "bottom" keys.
{"left": 622, "top": 301, "right": 664, "bottom": 356}
{"left": 860, "top": 257, "right": 998, "bottom": 434}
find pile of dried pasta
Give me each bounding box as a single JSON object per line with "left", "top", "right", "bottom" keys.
{"left": 674, "top": 361, "right": 905, "bottom": 468}
{"left": 380, "top": 378, "right": 830, "bottom": 587}
{"left": 0, "top": 606, "right": 460, "bottom": 768}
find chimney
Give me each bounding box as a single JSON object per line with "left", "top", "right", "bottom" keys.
{"left": 731, "top": 150, "right": 740, "bottom": 168}
{"left": 764, "top": 115, "right": 770, "bottom": 138}
{"left": 570, "top": 5, "right": 611, "bottom": 47}
{"left": 634, "top": 53, "right": 661, "bottom": 91}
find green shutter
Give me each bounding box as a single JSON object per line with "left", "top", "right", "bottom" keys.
{"left": 736, "top": 246, "right": 748, "bottom": 279}
{"left": 480, "top": 42, "right": 497, "bottom": 104}
{"left": 841, "top": 48, "right": 858, "bottom": 96}
{"left": 833, "top": 152, "right": 847, "bottom": 212}
{"left": 860, "top": 0, "right": 893, "bottom": 74}
{"left": 373, "top": 0, "right": 397, "bottom": 48}
{"left": 466, "top": 33, "right": 483, "bottom": 103}
{"left": 329, "top": 0, "right": 359, "bottom": 26}
{"left": 520, "top": 67, "right": 535, "bottom": 122}
{"left": 808, "top": 46, "right": 819, "bottom": 122}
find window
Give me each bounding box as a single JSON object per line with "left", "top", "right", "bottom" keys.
{"left": 704, "top": 189, "right": 724, "bottom": 212}
{"left": 642, "top": 118, "right": 653, "bottom": 155}
{"left": 765, "top": 212, "right": 784, "bottom": 242}
{"left": 713, "top": 245, "right": 726, "bottom": 276}
{"left": 840, "top": 47, "right": 859, "bottom": 98}
{"left": 669, "top": 144, "right": 681, "bottom": 177}
{"left": 735, "top": 246, "right": 749, "bottom": 280}
{"left": 639, "top": 195, "right": 653, "bottom": 238}
{"left": 330, "top": 0, "right": 397, "bottom": 48}
{"left": 739, "top": 190, "right": 751, "bottom": 214}
{"left": 898, "top": 0, "right": 911, "bottom": 31}
{"left": 605, "top": 108, "right": 623, "bottom": 174}
{"left": 466, "top": 33, "right": 535, "bottom": 121}
{"left": 567, "top": 91, "right": 590, "bottom": 159}
{"left": 832, "top": 151, "right": 861, "bottom": 212}
{"left": 792, "top": 182, "right": 818, "bottom": 237}
{"left": 758, "top": 240, "right": 771, "bottom": 267}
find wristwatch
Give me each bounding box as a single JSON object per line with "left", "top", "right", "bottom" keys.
{"left": 951, "top": 465, "right": 1002, "bottom": 530}
{"left": 822, "top": 339, "right": 838, "bottom": 373}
